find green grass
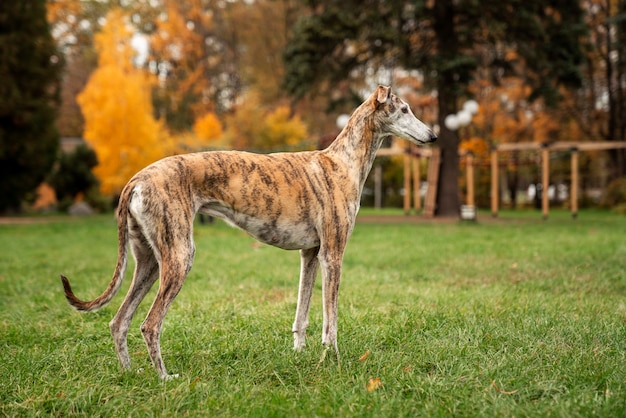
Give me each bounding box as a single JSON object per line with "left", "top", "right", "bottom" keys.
{"left": 1, "top": 210, "right": 625, "bottom": 416}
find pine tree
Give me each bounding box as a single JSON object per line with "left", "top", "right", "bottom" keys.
{"left": 0, "top": 0, "right": 63, "bottom": 212}
{"left": 48, "top": 144, "right": 99, "bottom": 207}
{"left": 283, "top": 0, "right": 586, "bottom": 216}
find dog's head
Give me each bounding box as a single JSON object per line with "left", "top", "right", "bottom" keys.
{"left": 371, "top": 85, "right": 437, "bottom": 145}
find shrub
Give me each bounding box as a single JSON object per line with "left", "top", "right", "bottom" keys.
{"left": 601, "top": 177, "right": 626, "bottom": 209}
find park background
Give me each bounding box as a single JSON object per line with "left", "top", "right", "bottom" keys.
{"left": 1, "top": 0, "right": 626, "bottom": 216}
{"left": 1, "top": 1, "right": 625, "bottom": 416}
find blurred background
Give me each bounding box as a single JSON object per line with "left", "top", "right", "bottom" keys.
{"left": 1, "top": 0, "right": 625, "bottom": 217}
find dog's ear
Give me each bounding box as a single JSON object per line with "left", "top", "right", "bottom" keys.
{"left": 375, "top": 86, "right": 391, "bottom": 108}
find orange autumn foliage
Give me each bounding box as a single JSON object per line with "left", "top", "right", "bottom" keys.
{"left": 77, "top": 9, "right": 175, "bottom": 196}
{"left": 224, "top": 91, "right": 309, "bottom": 151}
{"left": 193, "top": 112, "right": 223, "bottom": 143}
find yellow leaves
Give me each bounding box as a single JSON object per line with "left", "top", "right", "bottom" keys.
{"left": 150, "top": 0, "right": 215, "bottom": 121}
{"left": 224, "top": 91, "right": 309, "bottom": 151}
{"left": 366, "top": 377, "right": 383, "bottom": 393}
{"left": 78, "top": 9, "right": 175, "bottom": 196}
{"left": 531, "top": 112, "right": 560, "bottom": 143}
{"left": 460, "top": 137, "right": 490, "bottom": 160}
{"left": 94, "top": 9, "right": 135, "bottom": 72}
{"left": 262, "top": 106, "right": 308, "bottom": 149}
{"left": 193, "top": 112, "right": 223, "bottom": 143}
{"left": 358, "top": 350, "right": 382, "bottom": 393}
{"left": 172, "top": 111, "right": 225, "bottom": 153}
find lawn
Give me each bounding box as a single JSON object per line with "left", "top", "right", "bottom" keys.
{"left": 0, "top": 210, "right": 624, "bottom": 416}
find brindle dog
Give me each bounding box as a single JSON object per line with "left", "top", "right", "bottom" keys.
{"left": 61, "top": 86, "right": 437, "bottom": 379}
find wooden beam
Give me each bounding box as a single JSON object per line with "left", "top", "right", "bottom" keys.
{"left": 466, "top": 152, "right": 475, "bottom": 207}
{"left": 423, "top": 148, "right": 440, "bottom": 217}
{"left": 551, "top": 141, "right": 626, "bottom": 151}
{"left": 376, "top": 144, "right": 434, "bottom": 157}
{"left": 374, "top": 164, "right": 382, "bottom": 209}
{"left": 490, "top": 149, "right": 498, "bottom": 217}
{"left": 541, "top": 144, "right": 550, "bottom": 220}
{"left": 571, "top": 148, "right": 579, "bottom": 219}
{"left": 497, "top": 142, "right": 542, "bottom": 151}
{"left": 403, "top": 152, "right": 411, "bottom": 214}
{"left": 412, "top": 148, "right": 421, "bottom": 211}
{"left": 495, "top": 141, "right": 626, "bottom": 153}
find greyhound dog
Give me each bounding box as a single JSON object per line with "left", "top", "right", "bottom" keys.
{"left": 61, "top": 86, "right": 437, "bottom": 379}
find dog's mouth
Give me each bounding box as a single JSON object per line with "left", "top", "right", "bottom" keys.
{"left": 409, "top": 133, "right": 437, "bottom": 144}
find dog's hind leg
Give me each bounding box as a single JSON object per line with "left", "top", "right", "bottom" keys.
{"left": 109, "top": 222, "right": 160, "bottom": 371}
{"left": 292, "top": 247, "right": 320, "bottom": 350}
{"left": 140, "top": 237, "right": 195, "bottom": 380}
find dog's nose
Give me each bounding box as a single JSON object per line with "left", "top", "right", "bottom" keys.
{"left": 429, "top": 132, "right": 438, "bottom": 143}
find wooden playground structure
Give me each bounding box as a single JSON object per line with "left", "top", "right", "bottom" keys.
{"left": 376, "top": 140, "right": 626, "bottom": 219}
{"left": 376, "top": 142, "right": 439, "bottom": 216}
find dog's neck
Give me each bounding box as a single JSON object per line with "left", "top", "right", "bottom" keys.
{"left": 325, "top": 104, "right": 388, "bottom": 189}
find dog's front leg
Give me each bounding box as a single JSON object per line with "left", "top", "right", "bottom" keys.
{"left": 293, "top": 247, "right": 319, "bottom": 350}
{"left": 318, "top": 248, "right": 344, "bottom": 357}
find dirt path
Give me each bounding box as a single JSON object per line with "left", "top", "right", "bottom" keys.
{"left": 1, "top": 213, "right": 511, "bottom": 226}
{"left": 0, "top": 216, "right": 75, "bottom": 225}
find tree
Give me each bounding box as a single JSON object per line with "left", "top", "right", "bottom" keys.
{"left": 47, "top": 0, "right": 162, "bottom": 137}
{"left": 580, "top": 0, "right": 626, "bottom": 179}
{"left": 283, "top": 0, "right": 586, "bottom": 216}
{"left": 230, "top": 0, "right": 301, "bottom": 104}
{"left": 0, "top": 0, "right": 63, "bottom": 212}
{"left": 223, "top": 91, "right": 309, "bottom": 152}
{"left": 148, "top": 0, "right": 249, "bottom": 127}
{"left": 48, "top": 144, "right": 99, "bottom": 207}
{"left": 172, "top": 111, "right": 225, "bottom": 152}
{"left": 77, "top": 9, "right": 174, "bottom": 196}
{"left": 193, "top": 112, "right": 223, "bottom": 143}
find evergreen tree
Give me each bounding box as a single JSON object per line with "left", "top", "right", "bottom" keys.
{"left": 48, "top": 144, "right": 99, "bottom": 207}
{"left": 283, "top": 0, "right": 586, "bottom": 216}
{"left": 0, "top": 0, "right": 63, "bottom": 212}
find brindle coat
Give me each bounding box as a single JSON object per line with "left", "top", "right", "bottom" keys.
{"left": 61, "top": 86, "right": 437, "bottom": 379}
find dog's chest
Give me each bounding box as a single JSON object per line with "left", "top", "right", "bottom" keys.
{"left": 230, "top": 213, "right": 320, "bottom": 250}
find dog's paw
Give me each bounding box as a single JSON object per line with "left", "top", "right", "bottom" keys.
{"left": 162, "top": 373, "right": 179, "bottom": 381}
{"left": 293, "top": 334, "right": 306, "bottom": 351}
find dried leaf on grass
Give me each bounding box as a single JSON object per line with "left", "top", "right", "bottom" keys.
{"left": 366, "top": 377, "right": 382, "bottom": 392}
{"left": 491, "top": 380, "right": 518, "bottom": 395}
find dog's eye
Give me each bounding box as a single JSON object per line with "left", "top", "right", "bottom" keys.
{"left": 401, "top": 107, "right": 408, "bottom": 114}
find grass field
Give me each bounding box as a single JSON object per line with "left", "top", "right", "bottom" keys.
{"left": 1, "top": 209, "right": 624, "bottom": 416}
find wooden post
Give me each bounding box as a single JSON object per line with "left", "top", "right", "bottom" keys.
{"left": 374, "top": 164, "right": 382, "bottom": 209}
{"left": 403, "top": 151, "right": 411, "bottom": 214}
{"left": 490, "top": 148, "right": 498, "bottom": 217}
{"left": 423, "top": 148, "right": 440, "bottom": 217}
{"left": 412, "top": 148, "right": 421, "bottom": 211}
{"left": 571, "top": 147, "right": 579, "bottom": 219}
{"left": 466, "top": 152, "right": 475, "bottom": 207}
{"left": 541, "top": 143, "right": 550, "bottom": 220}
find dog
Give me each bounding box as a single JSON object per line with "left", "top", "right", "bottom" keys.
{"left": 61, "top": 86, "right": 437, "bottom": 379}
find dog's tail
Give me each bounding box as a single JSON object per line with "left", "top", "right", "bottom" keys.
{"left": 60, "top": 183, "right": 133, "bottom": 312}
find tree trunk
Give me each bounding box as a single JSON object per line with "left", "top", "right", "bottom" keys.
{"left": 435, "top": 110, "right": 461, "bottom": 217}
{"left": 433, "top": 2, "right": 461, "bottom": 217}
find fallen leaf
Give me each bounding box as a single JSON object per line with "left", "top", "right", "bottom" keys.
{"left": 189, "top": 376, "right": 201, "bottom": 390}
{"left": 366, "top": 377, "right": 382, "bottom": 393}
{"left": 491, "top": 380, "right": 518, "bottom": 395}
{"left": 359, "top": 350, "right": 370, "bottom": 362}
